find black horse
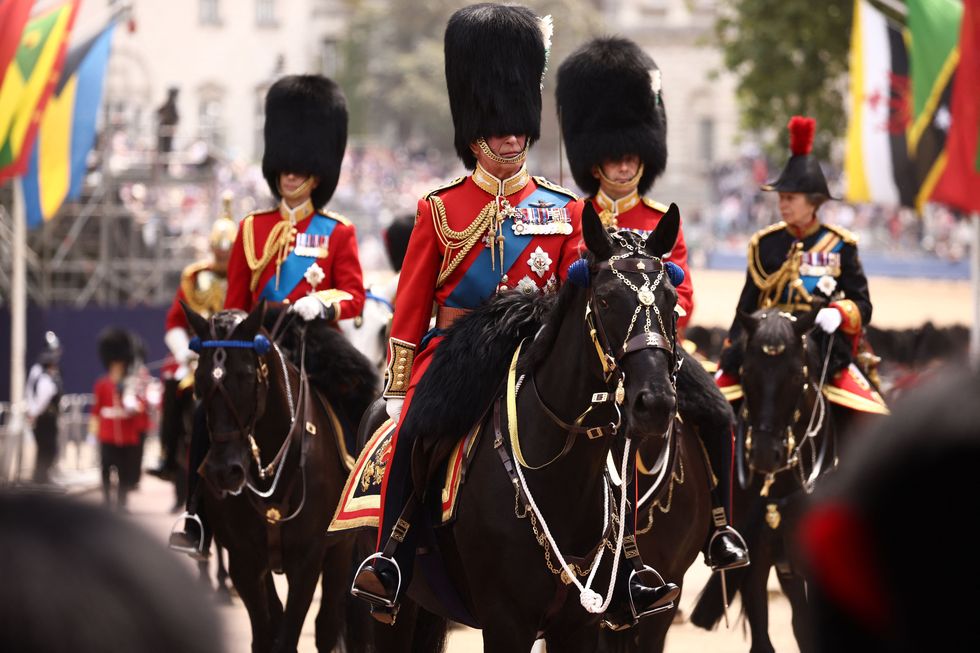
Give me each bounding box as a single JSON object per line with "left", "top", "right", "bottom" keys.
{"left": 184, "top": 305, "right": 374, "bottom": 653}
{"left": 353, "top": 205, "right": 684, "bottom": 652}
{"left": 691, "top": 307, "right": 835, "bottom": 653}
{"left": 601, "top": 348, "right": 720, "bottom": 653}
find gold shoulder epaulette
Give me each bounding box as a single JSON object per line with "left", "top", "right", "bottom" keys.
{"left": 532, "top": 176, "right": 579, "bottom": 201}
{"left": 749, "top": 221, "right": 787, "bottom": 247}
{"left": 823, "top": 223, "right": 858, "bottom": 245}
{"left": 323, "top": 210, "right": 352, "bottom": 227}
{"left": 180, "top": 259, "right": 212, "bottom": 283}
{"left": 424, "top": 176, "right": 466, "bottom": 199}
{"left": 641, "top": 197, "right": 671, "bottom": 213}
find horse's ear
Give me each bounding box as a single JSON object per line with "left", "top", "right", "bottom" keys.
{"left": 235, "top": 300, "right": 266, "bottom": 339}
{"left": 645, "top": 203, "right": 680, "bottom": 259}
{"left": 736, "top": 309, "right": 759, "bottom": 337}
{"left": 181, "top": 301, "right": 210, "bottom": 338}
{"left": 581, "top": 201, "right": 613, "bottom": 261}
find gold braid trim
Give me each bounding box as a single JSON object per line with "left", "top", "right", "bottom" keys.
{"left": 241, "top": 215, "right": 295, "bottom": 292}
{"left": 750, "top": 239, "right": 813, "bottom": 310}
{"left": 432, "top": 195, "right": 497, "bottom": 287}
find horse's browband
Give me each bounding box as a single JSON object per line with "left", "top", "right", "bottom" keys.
{"left": 595, "top": 258, "right": 663, "bottom": 274}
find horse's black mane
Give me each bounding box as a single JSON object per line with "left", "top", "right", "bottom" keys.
{"left": 517, "top": 266, "right": 586, "bottom": 374}
{"left": 262, "top": 307, "right": 379, "bottom": 432}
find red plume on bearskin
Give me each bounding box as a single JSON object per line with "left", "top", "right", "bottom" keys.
{"left": 788, "top": 115, "right": 815, "bottom": 156}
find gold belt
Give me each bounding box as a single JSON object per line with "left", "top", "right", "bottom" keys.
{"left": 436, "top": 306, "right": 472, "bottom": 330}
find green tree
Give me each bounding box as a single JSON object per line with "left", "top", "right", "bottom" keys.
{"left": 714, "top": 0, "right": 852, "bottom": 160}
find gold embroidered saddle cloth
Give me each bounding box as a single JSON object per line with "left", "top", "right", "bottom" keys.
{"left": 329, "top": 418, "right": 481, "bottom": 532}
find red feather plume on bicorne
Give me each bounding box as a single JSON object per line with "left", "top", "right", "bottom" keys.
{"left": 788, "top": 115, "right": 816, "bottom": 156}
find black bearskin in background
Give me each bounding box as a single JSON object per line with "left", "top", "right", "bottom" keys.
{"left": 556, "top": 37, "right": 667, "bottom": 197}
{"left": 98, "top": 327, "right": 136, "bottom": 370}
{"left": 264, "top": 308, "right": 378, "bottom": 435}
{"left": 402, "top": 290, "right": 557, "bottom": 490}
{"left": 444, "top": 3, "right": 545, "bottom": 169}
{"left": 383, "top": 214, "right": 414, "bottom": 273}
{"left": 262, "top": 75, "right": 348, "bottom": 209}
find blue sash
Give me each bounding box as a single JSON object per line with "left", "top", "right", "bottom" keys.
{"left": 445, "top": 186, "right": 570, "bottom": 309}
{"left": 259, "top": 214, "right": 337, "bottom": 302}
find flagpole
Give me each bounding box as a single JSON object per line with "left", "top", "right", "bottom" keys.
{"left": 7, "top": 180, "right": 27, "bottom": 484}
{"left": 972, "top": 212, "right": 980, "bottom": 368}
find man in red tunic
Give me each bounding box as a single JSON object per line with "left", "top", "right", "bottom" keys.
{"left": 351, "top": 4, "right": 678, "bottom": 625}
{"left": 91, "top": 328, "right": 147, "bottom": 512}
{"left": 169, "top": 74, "right": 363, "bottom": 556}
{"left": 556, "top": 37, "right": 748, "bottom": 587}
{"left": 150, "top": 199, "right": 237, "bottom": 484}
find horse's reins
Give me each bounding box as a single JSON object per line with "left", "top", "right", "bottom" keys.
{"left": 498, "top": 244, "right": 680, "bottom": 615}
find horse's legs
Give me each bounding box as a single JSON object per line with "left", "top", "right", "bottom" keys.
{"left": 216, "top": 545, "right": 234, "bottom": 604}
{"left": 314, "top": 539, "right": 353, "bottom": 653}
{"left": 741, "top": 555, "right": 776, "bottom": 653}
{"left": 272, "top": 542, "right": 326, "bottom": 653}
{"left": 481, "top": 616, "right": 539, "bottom": 653}
{"left": 227, "top": 556, "right": 275, "bottom": 653}
{"left": 266, "top": 574, "right": 284, "bottom": 636}
{"left": 544, "top": 624, "right": 600, "bottom": 653}
{"left": 778, "top": 572, "right": 814, "bottom": 653}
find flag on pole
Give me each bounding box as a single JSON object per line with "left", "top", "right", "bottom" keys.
{"left": 21, "top": 23, "right": 116, "bottom": 228}
{"left": 931, "top": 0, "right": 980, "bottom": 212}
{"left": 906, "top": 0, "right": 963, "bottom": 212}
{"left": 0, "top": 0, "right": 79, "bottom": 182}
{"left": 845, "top": 0, "right": 918, "bottom": 207}
{"left": 0, "top": 0, "right": 33, "bottom": 84}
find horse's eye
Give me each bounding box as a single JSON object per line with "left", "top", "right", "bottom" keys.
{"left": 597, "top": 297, "right": 610, "bottom": 309}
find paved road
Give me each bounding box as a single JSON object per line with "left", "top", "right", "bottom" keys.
{"left": 71, "top": 465, "right": 798, "bottom": 653}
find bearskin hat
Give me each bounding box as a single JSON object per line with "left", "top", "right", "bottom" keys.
{"left": 383, "top": 214, "right": 414, "bottom": 273}
{"left": 98, "top": 327, "right": 135, "bottom": 370}
{"left": 262, "top": 75, "right": 348, "bottom": 209}
{"left": 444, "top": 3, "right": 547, "bottom": 169}
{"left": 556, "top": 37, "right": 667, "bottom": 197}
{"left": 762, "top": 116, "right": 833, "bottom": 198}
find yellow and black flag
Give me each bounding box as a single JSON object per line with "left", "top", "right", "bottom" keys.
{"left": 907, "top": 0, "right": 962, "bottom": 212}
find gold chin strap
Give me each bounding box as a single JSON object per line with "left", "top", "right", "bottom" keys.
{"left": 278, "top": 176, "right": 318, "bottom": 202}
{"left": 596, "top": 163, "right": 644, "bottom": 196}
{"left": 476, "top": 138, "right": 529, "bottom": 165}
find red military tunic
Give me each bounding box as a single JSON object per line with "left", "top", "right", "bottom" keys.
{"left": 382, "top": 165, "right": 583, "bottom": 402}
{"left": 591, "top": 189, "right": 695, "bottom": 329}
{"left": 225, "top": 198, "right": 365, "bottom": 319}
{"left": 92, "top": 376, "right": 147, "bottom": 447}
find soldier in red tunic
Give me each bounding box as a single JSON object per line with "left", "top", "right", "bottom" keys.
{"left": 351, "top": 4, "right": 678, "bottom": 625}
{"left": 169, "top": 74, "right": 363, "bottom": 557}
{"left": 150, "top": 199, "right": 237, "bottom": 485}
{"left": 556, "top": 37, "right": 749, "bottom": 582}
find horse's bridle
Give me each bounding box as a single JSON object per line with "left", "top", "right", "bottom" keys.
{"left": 740, "top": 318, "right": 833, "bottom": 495}
{"left": 528, "top": 243, "right": 679, "bottom": 443}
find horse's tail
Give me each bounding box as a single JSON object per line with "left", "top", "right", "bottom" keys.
{"left": 410, "top": 607, "right": 449, "bottom": 653}
{"left": 689, "top": 566, "right": 747, "bottom": 630}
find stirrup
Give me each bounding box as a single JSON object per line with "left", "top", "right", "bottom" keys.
{"left": 630, "top": 566, "right": 676, "bottom": 620}
{"left": 168, "top": 511, "right": 207, "bottom": 561}
{"left": 351, "top": 553, "right": 402, "bottom": 610}
{"left": 707, "top": 525, "right": 750, "bottom": 570}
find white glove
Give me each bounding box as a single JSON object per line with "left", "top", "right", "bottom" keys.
{"left": 165, "top": 327, "right": 195, "bottom": 365}
{"left": 291, "top": 295, "right": 326, "bottom": 321}
{"left": 385, "top": 398, "right": 404, "bottom": 424}
{"left": 815, "top": 307, "right": 842, "bottom": 333}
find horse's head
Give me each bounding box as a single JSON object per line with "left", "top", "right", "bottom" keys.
{"left": 581, "top": 201, "right": 681, "bottom": 440}
{"left": 737, "top": 307, "right": 819, "bottom": 473}
{"left": 183, "top": 301, "right": 273, "bottom": 495}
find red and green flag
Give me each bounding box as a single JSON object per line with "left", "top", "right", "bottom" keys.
{"left": 906, "top": 0, "right": 962, "bottom": 212}
{"left": 932, "top": 0, "right": 980, "bottom": 212}
{"left": 0, "top": 0, "right": 33, "bottom": 85}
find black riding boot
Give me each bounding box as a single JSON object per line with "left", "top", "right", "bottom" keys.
{"left": 700, "top": 423, "right": 749, "bottom": 571}
{"left": 351, "top": 421, "right": 419, "bottom": 625}
{"left": 602, "top": 468, "right": 680, "bottom": 631}
{"left": 168, "top": 402, "right": 210, "bottom": 561}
